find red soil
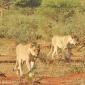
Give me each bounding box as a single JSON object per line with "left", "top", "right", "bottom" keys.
{"left": 37, "top": 72, "right": 85, "bottom": 85}
{"left": 0, "top": 72, "right": 85, "bottom": 85}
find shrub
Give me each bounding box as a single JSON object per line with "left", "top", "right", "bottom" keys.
{"left": 0, "top": 0, "right": 85, "bottom": 43}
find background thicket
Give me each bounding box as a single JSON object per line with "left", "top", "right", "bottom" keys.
{"left": 0, "top": 0, "right": 85, "bottom": 42}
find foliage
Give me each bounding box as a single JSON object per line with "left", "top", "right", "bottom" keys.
{"left": 12, "top": 0, "right": 42, "bottom": 8}
{"left": 0, "top": 0, "right": 85, "bottom": 43}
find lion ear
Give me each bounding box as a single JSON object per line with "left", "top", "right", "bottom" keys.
{"left": 29, "top": 43, "right": 34, "bottom": 48}
{"left": 71, "top": 33, "right": 76, "bottom": 38}
{"left": 71, "top": 34, "right": 79, "bottom": 41}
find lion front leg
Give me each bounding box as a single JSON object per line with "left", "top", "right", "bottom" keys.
{"left": 18, "top": 60, "right": 23, "bottom": 77}
{"left": 30, "top": 61, "right": 34, "bottom": 70}
{"left": 26, "top": 60, "right": 34, "bottom": 77}
{"left": 52, "top": 47, "right": 58, "bottom": 59}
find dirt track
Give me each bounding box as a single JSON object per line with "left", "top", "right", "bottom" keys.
{"left": 0, "top": 39, "right": 85, "bottom": 85}
{"left": 0, "top": 72, "right": 85, "bottom": 85}
{"left": 0, "top": 56, "right": 85, "bottom": 85}
{"left": 37, "top": 72, "right": 85, "bottom": 85}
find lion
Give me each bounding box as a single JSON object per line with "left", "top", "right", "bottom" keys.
{"left": 48, "top": 35, "right": 76, "bottom": 60}
{"left": 14, "top": 42, "right": 40, "bottom": 77}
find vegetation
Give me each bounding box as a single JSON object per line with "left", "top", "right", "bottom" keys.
{"left": 0, "top": 0, "right": 85, "bottom": 42}
{"left": 0, "top": 0, "right": 85, "bottom": 80}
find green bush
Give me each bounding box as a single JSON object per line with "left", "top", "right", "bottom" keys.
{"left": 42, "top": 0, "right": 80, "bottom": 8}
{"left": 0, "top": 0, "right": 85, "bottom": 43}
{"left": 14, "top": 0, "right": 42, "bottom": 8}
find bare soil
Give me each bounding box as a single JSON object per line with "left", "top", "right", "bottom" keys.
{"left": 0, "top": 72, "right": 85, "bottom": 85}
{"left": 0, "top": 39, "right": 85, "bottom": 85}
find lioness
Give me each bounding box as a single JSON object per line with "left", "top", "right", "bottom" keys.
{"left": 48, "top": 35, "right": 76, "bottom": 59}
{"left": 14, "top": 43, "right": 40, "bottom": 77}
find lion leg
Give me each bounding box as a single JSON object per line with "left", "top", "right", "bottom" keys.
{"left": 26, "top": 60, "right": 34, "bottom": 77}
{"left": 13, "top": 60, "right": 18, "bottom": 71}
{"left": 18, "top": 60, "right": 23, "bottom": 77}
{"left": 48, "top": 45, "right": 53, "bottom": 56}
{"left": 30, "top": 61, "right": 34, "bottom": 69}
{"left": 26, "top": 60, "right": 31, "bottom": 72}
{"left": 52, "top": 47, "right": 58, "bottom": 59}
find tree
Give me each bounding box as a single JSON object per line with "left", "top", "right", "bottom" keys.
{"left": 15, "top": 0, "right": 42, "bottom": 8}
